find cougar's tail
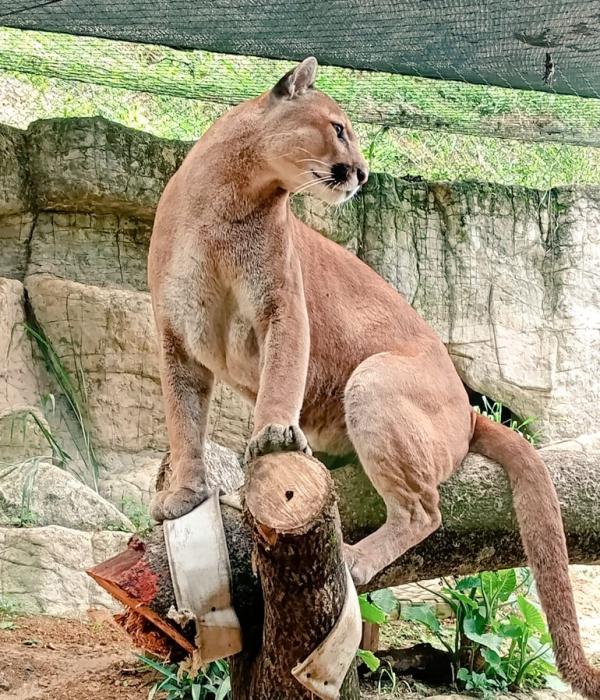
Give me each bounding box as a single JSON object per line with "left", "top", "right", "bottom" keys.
{"left": 470, "top": 413, "right": 600, "bottom": 699}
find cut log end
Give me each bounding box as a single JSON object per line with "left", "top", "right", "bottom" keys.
{"left": 87, "top": 535, "right": 195, "bottom": 656}
{"left": 245, "top": 452, "right": 334, "bottom": 536}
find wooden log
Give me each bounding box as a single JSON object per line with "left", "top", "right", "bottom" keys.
{"left": 88, "top": 444, "right": 600, "bottom": 697}
{"left": 333, "top": 448, "right": 600, "bottom": 591}
{"left": 88, "top": 508, "right": 260, "bottom": 662}
{"left": 88, "top": 530, "right": 195, "bottom": 657}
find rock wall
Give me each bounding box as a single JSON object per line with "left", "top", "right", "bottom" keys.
{"left": 1, "top": 116, "right": 600, "bottom": 614}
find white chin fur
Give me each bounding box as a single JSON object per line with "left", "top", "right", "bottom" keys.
{"left": 309, "top": 182, "right": 357, "bottom": 205}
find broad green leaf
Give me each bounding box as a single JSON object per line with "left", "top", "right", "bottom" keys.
{"left": 191, "top": 684, "right": 201, "bottom": 700}
{"left": 357, "top": 649, "right": 381, "bottom": 672}
{"left": 216, "top": 676, "right": 231, "bottom": 700}
{"left": 462, "top": 611, "right": 486, "bottom": 634}
{"left": 499, "top": 621, "right": 523, "bottom": 639}
{"left": 496, "top": 568, "right": 517, "bottom": 601}
{"left": 401, "top": 604, "right": 440, "bottom": 633}
{"left": 482, "top": 647, "right": 508, "bottom": 679}
{"left": 463, "top": 617, "right": 503, "bottom": 652}
{"left": 359, "top": 595, "right": 387, "bottom": 624}
{"left": 370, "top": 588, "right": 398, "bottom": 614}
{"left": 456, "top": 667, "right": 470, "bottom": 681}
{"left": 455, "top": 575, "right": 481, "bottom": 591}
{"left": 517, "top": 595, "right": 547, "bottom": 633}
{"left": 481, "top": 647, "right": 501, "bottom": 665}
{"left": 481, "top": 571, "right": 498, "bottom": 600}
{"left": 445, "top": 590, "right": 479, "bottom": 609}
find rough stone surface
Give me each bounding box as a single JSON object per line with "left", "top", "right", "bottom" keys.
{"left": 26, "top": 117, "right": 191, "bottom": 219}
{"left": 29, "top": 211, "right": 153, "bottom": 291}
{"left": 100, "top": 439, "right": 243, "bottom": 506}
{"left": 0, "top": 125, "right": 31, "bottom": 280}
{"left": 24, "top": 273, "right": 253, "bottom": 469}
{"left": 0, "top": 409, "right": 52, "bottom": 465}
{"left": 0, "top": 278, "right": 38, "bottom": 413}
{"left": 0, "top": 461, "right": 133, "bottom": 531}
{"left": 0, "top": 526, "right": 131, "bottom": 616}
{"left": 0, "top": 278, "right": 50, "bottom": 462}
{"left": 26, "top": 274, "right": 167, "bottom": 455}
{"left": 357, "top": 178, "right": 600, "bottom": 442}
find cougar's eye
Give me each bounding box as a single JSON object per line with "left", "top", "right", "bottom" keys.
{"left": 332, "top": 122, "right": 345, "bottom": 141}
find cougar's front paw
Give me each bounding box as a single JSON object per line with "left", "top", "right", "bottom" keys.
{"left": 150, "top": 485, "right": 209, "bottom": 521}
{"left": 245, "top": 424, "right": 311, "bottom": 463}
{"left": 344, "top": 543, "right": 376, "bottom": 587}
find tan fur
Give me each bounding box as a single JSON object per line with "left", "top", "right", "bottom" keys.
{"left": 149, "top": 58, "right": 600, "bottom": 697}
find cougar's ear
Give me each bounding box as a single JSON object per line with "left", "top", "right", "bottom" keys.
{"left": 272, "top": 57, "right": 318, "bottom": 99}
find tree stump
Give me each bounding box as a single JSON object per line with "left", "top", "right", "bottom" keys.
{"left": 234, "top": 452, "right": 360, "bottom": 700}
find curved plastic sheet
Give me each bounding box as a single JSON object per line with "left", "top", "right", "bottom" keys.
{"left": 292, "top": 565, "right": 362, "bottom": 700}
{"left": 163, "top": 492, "right": 242, "bottom": 663}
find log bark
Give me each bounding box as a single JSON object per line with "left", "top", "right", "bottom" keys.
{"left": 88, "top": 507, "right": 260, "bottom": 660}
{"left": 333, "top": 446, "right": 600, "bottom": 590}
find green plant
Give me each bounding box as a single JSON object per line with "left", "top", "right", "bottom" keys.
{"left": 10, "top": 403, "right": 71, "bottom": 468}
{"left": 402, "top": 569, "right": 563, "bottom": 694}
{"left": 0, "top": 595, "right": 21, "bottom": 629}
{"left": 23, "top": 321, "right": 102, "bottom": 490}
{"left": 121, "top": 497, "right": 155, "bottom": 535}
{"left": 139, "top": 655, "right": 231, "bottom": 700}
{"left": 0, "top": 457, "right": 42, "bottom": 527}
{"left": 0, "top": 596, "right": 21, "bottom": 618}
{"left": 357, "top": 589, "right": 399, "bottom": 675}
{"left": 376, "top": 660, "right": 399, "bottom": 694}
{"left": 473, "top": 396, "right": 541, "bottom": 446}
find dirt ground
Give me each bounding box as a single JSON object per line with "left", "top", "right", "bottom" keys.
{"left": 0, "top": 566, "right": 598, "bottom": 700}
{"left": 0, "top": 612, "right": 153, "bottom": 700}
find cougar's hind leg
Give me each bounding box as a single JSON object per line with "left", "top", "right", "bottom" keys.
{"left": 343, "top": 351, "right": 466, "bottom": 586}
{"left": 150, "top": 327, "right": 214, "bottom": 521}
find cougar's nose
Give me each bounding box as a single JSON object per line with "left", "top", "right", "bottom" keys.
{"left": 356, "top": 167, "right": 368, "bottom": 185}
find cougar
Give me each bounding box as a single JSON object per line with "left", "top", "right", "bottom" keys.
{"left": 148, "top": 58, "right": 600, "bottom": 697}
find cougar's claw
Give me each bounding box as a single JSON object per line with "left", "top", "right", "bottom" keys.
{"left": 245, "top": 424, "right": 311, "bottom": 463}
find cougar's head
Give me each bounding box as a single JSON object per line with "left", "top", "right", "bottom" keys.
{"left": 260, "top": 58, "right": 368, "bottom": 204}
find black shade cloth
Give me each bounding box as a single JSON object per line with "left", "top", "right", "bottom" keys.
{"left": 1, "top": 0, "right": 600, "bottom": 97}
